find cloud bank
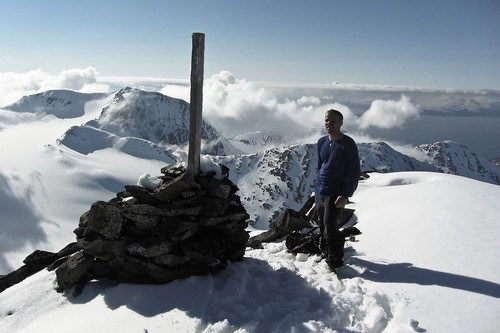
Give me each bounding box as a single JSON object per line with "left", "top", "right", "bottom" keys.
{"left": 0, "top": 67, "right": 110, "bottom": 107}
{"left": 1, "top": 68, "right": 424, "bottom": 144}
{"left": 198, "top": 71, "right": 419, "bottom": 141}
{"left": 358, "top": 95, "right": 421, "bottom": 129}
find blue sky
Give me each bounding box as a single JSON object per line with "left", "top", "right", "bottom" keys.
{"left": 1, "top": 0, "right": 499, "bottom": 89}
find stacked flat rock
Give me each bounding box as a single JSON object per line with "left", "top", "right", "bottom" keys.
{"left": 55, "top": 164, "right": 249, "bottom": 293}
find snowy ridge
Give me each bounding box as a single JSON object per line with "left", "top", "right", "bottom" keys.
{"left": 60, "top": 87, "right": 235, "bottom": 156}
{"left": 357, "top": 142, "right": 438, "bottom": 173}
{"left": 5, "top": 90, "right": 107, "bottom": 119}
{"left": 230, "top": 131, "right": 285, "bottom": 152}
{"left": 214, "top": 144, "right": 316, "bottom": 228}
{"left": 213, "top": 142, "right": 432, "bottom": 228}
{"left": 214, "top": 140, "right": 500, "bottom": 228}
{"left": 9, "top": 88, "right": 236, "bottom": 156}
{"left": 2, "top": 87, "right": 500, "bottom": 230}
{"left": 4, "top": 88, "right": 500, "bottom": 230}
{"left": 417, "top": 140, "right": 500, "bottom": 185}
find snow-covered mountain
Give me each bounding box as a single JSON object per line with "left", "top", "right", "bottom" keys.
{"left": 416, "top": 140, "right": 500, "bottom": 185}
{"left": 8, "top": 88, "right": 237, "bottom": 156}
{"left": 230, "top": 131, "right": 286, "bottom": 152}
{"left": 1, "top": 87, "right": 500, "bottom": 332}
{"left": 6, "top": 90, "right": 107, "bottom": 119}
{"left": 3, "top": 88, "right": 499, "bottom": 230}
{"left": 214, "top": 141, "right": 499, "bottom": 227}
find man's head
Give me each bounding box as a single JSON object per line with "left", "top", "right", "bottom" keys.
{"left": 324, "top": 109, "right": 343, "bottom": 136}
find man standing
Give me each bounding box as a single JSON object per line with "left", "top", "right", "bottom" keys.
{"left": 315, "top": 109, "right": 361, "bottom": 271}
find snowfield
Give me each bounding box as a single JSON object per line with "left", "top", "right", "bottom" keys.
{"left": 1, "top": 172, "right": 499, "bottom": 333}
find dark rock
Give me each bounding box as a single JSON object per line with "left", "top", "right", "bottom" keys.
{"left": 126, "top": 237, "right": 176, "bottom": 258}
{"left": 160, "top": 164, "right": 187, "bottom": 178}
{"left": 201, "top": 196, "right": 231, "bottom": 216}
{"left": 122, "top": 202, "right": 201, "bottom": 217}
{"left": 124, "top": 185, "right": 164, "bottom": 205}
{"left": 152, "top": 253, "right": 190, "bottom": 267}
{"left": 57, "top": 242, "right": 80, "bottom": 257}
{"left": 154, "top": 217, "right": 199, "bottom": 241}
{"left": 47, "top": 256, "right": 70, "bottom": 271}
{"left": 55, "top": 251, "right": 94, "bottom": 292}
{"left": 200, "top": 204, "right": 249, "bottom": 226}
{"left": 273, "top": 208, "right": 312, "bottom": 233}
{"left": 78, "top": 210, "right": 90, "bottom": 228}
{"left": 197, "top": 176, "right": 234, "bottom": 199}
{"left": 121, "top": 211, "right": 161, "bottom": 230}
{"left": 121, "top": 221, "right": 151, "bottom": 237}
{"left": 247, "top": 208, "right": 311, "bottom": 248}
{"left": 81, "top": 201, "right": 124, "bottom": 240}
{"left": 23, "top": 250, "right": 58, "bottom": 268}
{"left": 152, "top": 171, "right": 196, "bottom": 201}
{"left": 0, "top": 244, "right": 82, "bottom": 293}
{"left": 108, "top": 255, "right": 204, "bottom": 284}
{"left": 51, "top": 163, "right": 250, "bottom": 293}
{"left": 77, "top": 238, "right": 129, "bottom": 261}
{"left": 73, "top": 227, "right": 85, "bottom": 238}
{"left": 88, "top": 259, "right": 114, "bottom": 279}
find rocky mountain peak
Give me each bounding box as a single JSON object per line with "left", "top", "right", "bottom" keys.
{"left": 57, "top": 88, "right": 235, "bottom": 156}
{"left": 416, "top": 140, "right": 500, "bottom": 185}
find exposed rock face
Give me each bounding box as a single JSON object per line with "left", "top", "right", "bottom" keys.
{"left": 54, "top": 164, "right": 249, "bottom": 293}
{"left": 0, "top": 243, "right": 79, "bottom": 293}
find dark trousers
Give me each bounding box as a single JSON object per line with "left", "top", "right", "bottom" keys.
{"left": 315, "top": 195, "right": 344, "bottom": 265}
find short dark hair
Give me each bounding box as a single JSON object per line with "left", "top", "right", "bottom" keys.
{"left": 326, "top": 109, "right": 343, "bottom": 121}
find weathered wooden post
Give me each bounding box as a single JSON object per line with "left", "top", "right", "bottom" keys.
{"left": 187, "top": 32, "right": 205, "bottom": 176}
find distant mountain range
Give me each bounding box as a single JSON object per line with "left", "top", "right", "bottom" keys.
{"left": 5, "top": 88, "right": 500, "bottom": 228}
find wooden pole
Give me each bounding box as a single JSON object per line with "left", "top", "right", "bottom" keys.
{"left": 188, "top": 32, "right": 205, "bottom": 176}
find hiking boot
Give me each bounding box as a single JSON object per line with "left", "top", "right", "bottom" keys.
{"left": 326, "top": 257, "right": 344, "bottom": 271}
{"left": 327, "top": 263, "right": 345, "bottom": 274}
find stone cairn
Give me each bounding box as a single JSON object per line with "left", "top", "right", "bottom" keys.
{"left": 62, "top": 163, "right": 249, "bottom": 293}
{"left": 0, "top": 164, "right": 249, "bottom": 295}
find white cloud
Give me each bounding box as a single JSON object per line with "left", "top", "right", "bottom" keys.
{"left": 0, "top": 69, "right": 440, "bottom": 148}
{"left": 297, "top": 96, "right": 321, "bottom": 106}
{"left": 159, "top": 84, "right": 189, "bottom": 102}
{"left": 357, "top": 95, "right": 420, "bottom": 129}
{"left": 202, "top": 71, "right": 316, "bottom": 139}
{"left": 43, "top": 67, "right": 98, "bottom": 91}
{"left": 150, "top": 71, "right": 362, "bottom": 142}
{"left": 0, "top": 67, "right": 110, "bottom": 107}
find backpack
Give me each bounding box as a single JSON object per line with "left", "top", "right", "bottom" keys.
{"left": 285, "top": 228, "right": 322, "bottom": 255}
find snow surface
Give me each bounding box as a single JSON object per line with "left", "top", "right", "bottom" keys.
{"left": 1, "top": 88, "right": 499, "bottom": 332}
{"left": 1, "top": 172, "right": 499, "bottom": 333}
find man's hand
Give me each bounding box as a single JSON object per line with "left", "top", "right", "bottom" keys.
{"left": 335, "top": 196, "right": 348, "bottom": 208}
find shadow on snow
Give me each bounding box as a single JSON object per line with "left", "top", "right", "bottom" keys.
{"left": 68, "top": 258, "right": 345, "bottom": 333}
{"left": 352, "top": 257, "right": 500, "bottom": 299}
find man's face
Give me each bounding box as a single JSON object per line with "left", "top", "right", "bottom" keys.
{"left": 324, "top": 112, "right": 343, "bottom": 134}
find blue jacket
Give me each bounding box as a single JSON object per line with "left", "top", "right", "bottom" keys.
{"left": 315, "top": 134, "right": 361, "bottom": 199}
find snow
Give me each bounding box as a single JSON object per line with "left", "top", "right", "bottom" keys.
{"left": 1, "top": 89, "right": 500, "bottom": 332}
{"left": 1, "top": 171, "right": 499, "bottom": 333}
{"left": 137, "top": 173, "right": 163, "bottom": 190}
